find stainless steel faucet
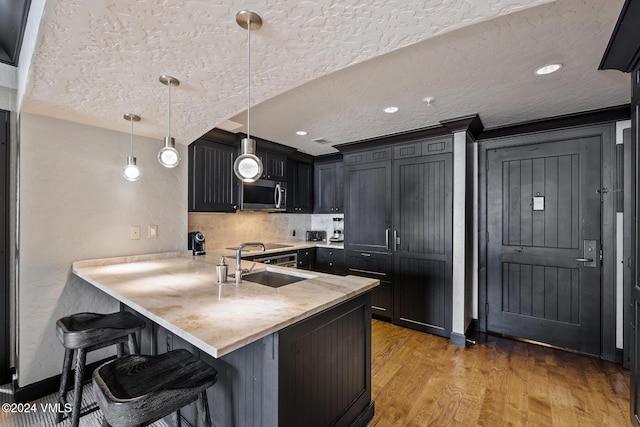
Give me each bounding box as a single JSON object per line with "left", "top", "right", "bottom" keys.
{"left": 235, "top": 242, "right": 266, "bottom": 284}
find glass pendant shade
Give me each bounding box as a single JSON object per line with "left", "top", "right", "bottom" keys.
{"left": 158, "top": 136, "right": 180, "bottom": 168}
{"left": 234, "top": 137, "right": 263, "bottom": 182}
{"left": 158, "top": 75, "right": 180, "bottom": 168}
{"left": 123, "top": 156, "right": 141, "bottom": 181}
{"left": 123, "top": 113, "right": 141, "bottom": 181}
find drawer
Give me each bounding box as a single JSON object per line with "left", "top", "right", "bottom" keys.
{"left": 344, "top": 250, "right": 392, "bottom": 279}
{"left": 371, "top": 280, "right": 393, "bottom": 320}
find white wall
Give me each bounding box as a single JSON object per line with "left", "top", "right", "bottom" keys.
{"left": 18, "top": 113, "right": 187, "bottom": 386}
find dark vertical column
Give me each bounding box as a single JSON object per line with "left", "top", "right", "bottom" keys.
{"left": 0, "top": 109, "right": 9, "bottom": 384}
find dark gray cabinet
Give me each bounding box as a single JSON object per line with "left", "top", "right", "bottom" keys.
{"left": 188, "top": 137, "right": 238, "bottom": 212}
{"left": 279, "top": 292, "right": 373, "bottom": 427}
{"left": 392, "top": 146, "right": 453, "bottom": 337}
{"left": 342, "top": 138, "right": 453, "bottom": 336}
{"left": 345, "top": 250, "right": 393, "bottom": 321}
{"left": 344, "top": 148, "right": 392, "bottom": 253}
{"left": 287, "top": 155, "right": 314, "bottom": 213}
{"left": 315, "top": 247, "right": 346, "bottom": 275}
{"left": 314, "top": 157, "right": 344, "bottom": 213}
{"left": 257, "top": 149, "right": 287, "bottom": 181}
{"left": 296, "top": 247, "right": 316, "bottom": 270}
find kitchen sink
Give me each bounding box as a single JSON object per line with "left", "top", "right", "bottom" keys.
{"left": 241, "top": 268, "right": 315, "bottom": 288}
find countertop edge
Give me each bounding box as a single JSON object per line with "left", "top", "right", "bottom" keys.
{"left": 72, "top": 252, "right": 378, "bottom": 358}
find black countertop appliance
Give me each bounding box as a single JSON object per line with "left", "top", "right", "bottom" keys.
{"left": 188, "top": 231, "right": 206, "bottom": 256}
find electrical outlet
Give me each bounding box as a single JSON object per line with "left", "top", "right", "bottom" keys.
{"left": 130, "top": 226, "right": 140, "bottom": 240}
{"left": 148, "top": 224, "right": 158, "bottom": 239}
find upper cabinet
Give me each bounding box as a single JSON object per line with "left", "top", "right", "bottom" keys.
{"left": 188, "top": 131, "right": 238, "bottom": 213}
{"left": 257, "top": 150, "right": 287, "bottom": 181}
{"left": 314, "top": 155, "right": 344, "bottom": 213}
{"left": 250, "top": 135, "right": 295, "bottom": 182}
{"left": 287, "top": 152, "right": 314, "bottom": 213}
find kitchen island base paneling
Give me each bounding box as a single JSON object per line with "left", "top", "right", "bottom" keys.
{"left": 127, "top": 292, "right": 373, "bottom": 427}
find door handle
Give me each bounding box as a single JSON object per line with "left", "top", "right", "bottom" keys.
{"left": 579, "top": 240, "right": 598, "bottom": 267}
{"left": 385, "top": 229, "right": 390, "bottom": 251}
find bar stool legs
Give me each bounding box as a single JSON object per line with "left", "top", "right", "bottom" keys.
{"left": 55, "top": 312, "right": 145, "bottom": 427}
{"left": 55, "top": 348, "right": 73, "bottom": 423}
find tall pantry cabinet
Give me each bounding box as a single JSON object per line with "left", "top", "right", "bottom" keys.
{"left": 343, "top": 136, "right": 453, "bottom": 337}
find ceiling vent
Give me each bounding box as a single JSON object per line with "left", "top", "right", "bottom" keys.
{"left": 312, "top": 137, "right": 331, "bottom": 144}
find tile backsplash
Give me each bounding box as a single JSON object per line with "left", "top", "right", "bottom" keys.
{"left": 189, "top": 212, "right": 344, "bottom": 248}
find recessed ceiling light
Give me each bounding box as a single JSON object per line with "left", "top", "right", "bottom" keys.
{"left": 535, "top": 63, "right": 563, "bottom": 75}
{"left": 296, "top": 130, "right": 307, "bottom": 136}
{"left": 384, "top": 106, "right": 399, "bottom": 114}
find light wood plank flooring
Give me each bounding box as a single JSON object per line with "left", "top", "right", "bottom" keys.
{"left": 369, "top": 319, "right": 630, "bottom": 426}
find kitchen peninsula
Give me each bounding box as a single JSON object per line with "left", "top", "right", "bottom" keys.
{"left": 72, "top": 251, "right": 378, "bottom": 427}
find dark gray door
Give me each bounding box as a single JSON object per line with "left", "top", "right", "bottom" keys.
{"left": 1, "top": 110, "right": 9, "bottom": 384}
{"left": 486, "top": 136, "right": 602, "bottom": 355}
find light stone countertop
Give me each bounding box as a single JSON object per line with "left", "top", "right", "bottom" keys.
{"left": 72, "top": 250, "right": 377, "bottom": 358}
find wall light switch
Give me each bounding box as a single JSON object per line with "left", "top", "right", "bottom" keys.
{"left": 148, "top": 224, "right": 158, "bottom": 239}
{"left": 130, "top": 226, "right": 141, "bottom": 240}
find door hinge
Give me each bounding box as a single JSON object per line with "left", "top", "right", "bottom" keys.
{"left": 600, "top": 249, "right": 603, "bottom": 262}
{"left": 486, "top": 231, "right": 489, "bottom": 243}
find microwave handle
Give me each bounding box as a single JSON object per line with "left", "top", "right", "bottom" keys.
{"left": 275, "top": 183, "right": 282, "bottom": 208}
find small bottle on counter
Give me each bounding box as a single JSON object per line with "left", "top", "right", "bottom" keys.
{"left": 216, "top": 257, "right": 228, "bottom": 283}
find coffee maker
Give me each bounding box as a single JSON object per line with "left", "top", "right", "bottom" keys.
{"left": 329, "top": 217, "right": 344, "bottom": 242}
{"left": 188, "top": 231, "right": 206, "bottom": 255}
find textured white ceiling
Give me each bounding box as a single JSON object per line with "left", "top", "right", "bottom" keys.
{"left": 21, "top": 0, "right": 628, "bottom": 155}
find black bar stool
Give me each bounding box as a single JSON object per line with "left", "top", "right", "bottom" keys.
{"left": 55, "top": 311, "right": 145, "bottom": 427}
{"left": 92, "top": 349, "right": 218, "bottom": 427}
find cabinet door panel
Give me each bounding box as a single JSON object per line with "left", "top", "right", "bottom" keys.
{"left": 315, "top": 162, "right": 339, "bottom": 213}
{"left": 189, "top": 140, "right": 237, "bottom": 212}
{"left": 344, "top": 160, "right": 392, "bottom": 252}
{"left": 392, "top": 154, "right": 452, "bottom": 336}
{"left": 295, "top": 162, "right": 313, "bottom": 212}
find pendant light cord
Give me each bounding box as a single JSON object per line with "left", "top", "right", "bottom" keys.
{"left": 247, "top": 16, "right": 251, "bottom": 140}
{"left": 167, "top": 80, "right": 172, "bottom": 140}
{"left": 130, "top": 118, "right": 134, "bottom": 156}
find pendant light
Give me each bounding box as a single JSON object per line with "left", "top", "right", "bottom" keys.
{"left": 233, "top": 10, "right": 264, "bottom": 182}
{"left": 122, "top": 113, "right": 141, "bottom": 181}
{"left": 158, "top": 75, "right": 181, "bottom": 168}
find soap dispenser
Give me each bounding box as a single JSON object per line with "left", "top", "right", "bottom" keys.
{"left": 216, "top": 257, "right": 228, "bottom": 283}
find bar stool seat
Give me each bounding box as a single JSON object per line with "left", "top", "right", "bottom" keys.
{"left": 92, "top": 349, "right": 218, "bottom": 427}
{"left": 56, "top": 311, "right": 145, "bottom": 427}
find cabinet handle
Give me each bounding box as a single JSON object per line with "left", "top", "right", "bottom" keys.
{"left": 360, "top": 253, "right": 371, "bottom": 257}
{"left": 385, "top": 229, "right": 390, "bottom": 251}
{"left": 394, "top": 230, "right": 399, "bottom": 251}
{"left": 349, "top": 268, "right": 386, "bottom": 276}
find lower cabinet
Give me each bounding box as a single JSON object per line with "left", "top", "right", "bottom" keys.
{"left": 296, "top": 247, "right": 316, "bottom": 270}
{"left": 345, "top": 250, "right": 393, "bottom": 321}
{"left": 124, "top": 293, "right": 374, "bottom": 427}
{"left": 315, "top": 247, "right": 346, "bottom": 275}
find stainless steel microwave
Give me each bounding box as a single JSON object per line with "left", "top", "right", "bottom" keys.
{"left": 240, "top": 180, "right": 287, "bottom": 211}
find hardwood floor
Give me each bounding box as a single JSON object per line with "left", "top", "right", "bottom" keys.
{"left": 369, "top": 319, "right": 630, "bottom": 426}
